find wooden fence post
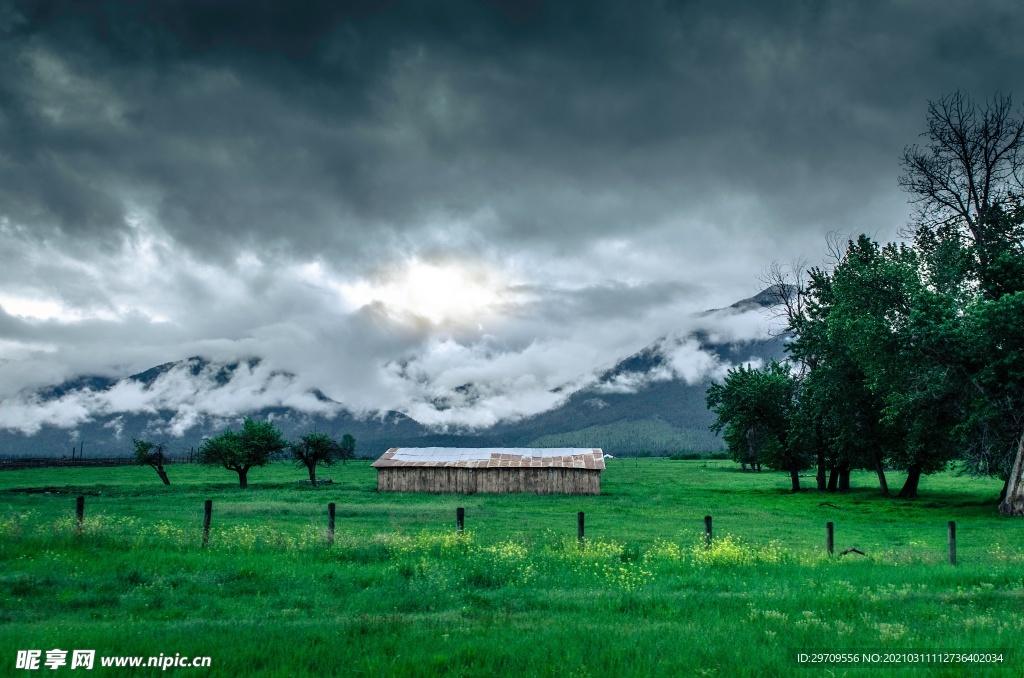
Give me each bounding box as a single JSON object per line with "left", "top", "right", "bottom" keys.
{"left": 202, "top": 500, "right": 212, "bottom": 548}
{"left": 704, "top": 515, "right": 712, "bottom": 548}
{"left": 948, "top": 521, "right": 956, "bottom": 565}
{"left": 456, "top": 507, "right": 465, "bottom": 534}
{"left": 327, "top": 503, "right": 336, "bottom": 546}
{"left": 826, "top": 521, "right": 834, "bottom": 557}
{"left": 577, "top": 512, "right": 585, "bottom": 544}
{"left": 75, "top": 496, "right": 84, "bottom": 534}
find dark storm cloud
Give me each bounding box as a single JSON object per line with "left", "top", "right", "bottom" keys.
{"left": 7, "top": 0, "right": 1023, "bottom": 267}
{"left": 517, "top": 281, "right": 700, "bottom": 326}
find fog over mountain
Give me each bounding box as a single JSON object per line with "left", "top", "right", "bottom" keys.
{"left": 1, "top": 0, "right": 1022, "bottom": 451}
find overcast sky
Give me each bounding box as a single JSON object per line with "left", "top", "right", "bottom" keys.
{"left": 2, "top": 0, "right": 1023, "bottom": 434}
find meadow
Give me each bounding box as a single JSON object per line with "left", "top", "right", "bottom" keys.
{"left": 1, "top": 459, "right": 1022, "bottom": 676}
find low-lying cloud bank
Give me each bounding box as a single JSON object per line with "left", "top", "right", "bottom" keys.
{"left": 0, "top": 267, "right": 780, "bottom": 437}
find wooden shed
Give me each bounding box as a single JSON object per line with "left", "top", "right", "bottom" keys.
{"left": 372, "top": 447, "right": 605, "bottom": 495}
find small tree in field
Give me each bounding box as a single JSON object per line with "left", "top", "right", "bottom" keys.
{"left": 290, "top": 432, "right": 341, "bottom": 486}
{"left": 197, "top": 418, "right": 286, "bottom": 489}
{"left": 133, "top": 438, "right": 171, "bottom": 485}
{"left": 338, "top": 434, "right": 356, "bottom": 464}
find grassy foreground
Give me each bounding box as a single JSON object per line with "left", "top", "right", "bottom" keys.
{"left": 1, "top": 459, "right": 1022, "bottom": 676}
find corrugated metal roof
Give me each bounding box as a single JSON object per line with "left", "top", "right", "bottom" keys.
{"left": 371, "top": 447, "right": 605, "bottom": 470}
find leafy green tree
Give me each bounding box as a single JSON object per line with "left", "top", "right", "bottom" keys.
{"left": 964, "top": 286, "right": 1024, "bottom": 514}
{"left": 133, "top": 438, "right": 171, "bottom": 485}
{"left": 197, "top": 417, "right": 286, "bottom": 489}
{"left": 706, "top": 360, "right": 809, "bottom": 492}
{"left": 290, "top": 432, "right": 342, "bottom": 486}
{"left": 788, "top": 218, "right": 1024, "bottom": 504}
{"left": 826, "top": 236, "right": 963, "bottom": 498}
{"left": 338, "top": 434, "right": 356, "bottom": 464}
{"left": 786, "top": 251, "right": 917, "bottom": 497}
{"left": 765, "top": 257, "right": 895, "bottom": 495}
{"left": 936, "top": 204, "right": 1024, "bottom": 514}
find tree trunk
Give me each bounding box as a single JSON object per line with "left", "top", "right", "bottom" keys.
{"left": 150, "top": 464, "right": 170, "bottom": 485}
{"left": 306, "top": 461, "right": 318, "bottom": 487}
{"left": 238, "top": 467, "right": 249, "bottom": 489}
{"left": 789, "top": 464, "right": 801, "bottom": 492}
{"left": 998, "top": 431, "right": 1024, "bottom": 516}
{"left": 838, "top": 465, "right": 851, "bottom": 493}
{"left": 827, "top": 467, "right": 839, "bottom": 492}
{"left": 741, "top": 462, "right": 748, "bottom": 472}
{"left": 873, "top": 452, "right": 889, "bottom": 496}
{"left": 816, "top": 449, "right": 826, "bottom": 491}
{"left": 898, "top": 464, "right": 922, "bottom": 498}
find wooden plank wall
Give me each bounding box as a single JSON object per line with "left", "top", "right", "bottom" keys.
{"left": 376, "top": 467, "right": 601, "bottom": 495}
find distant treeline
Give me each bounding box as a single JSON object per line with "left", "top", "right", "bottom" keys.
{"left": 527, "top": 417, "right": 725, "bottom": 456}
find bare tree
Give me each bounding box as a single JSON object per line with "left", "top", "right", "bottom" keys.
{"left": 899, "top": 90, "right": 1024, "bottom": 267}
{"left": 757, "top": 260, "right": 809, "bottom": 370}
{"left": 758, "top": 261, "right": 806, "bottom": 332}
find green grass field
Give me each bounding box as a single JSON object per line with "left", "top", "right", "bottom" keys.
{"left": 1, "top": 459, "right": 1022, "bottom": 676}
